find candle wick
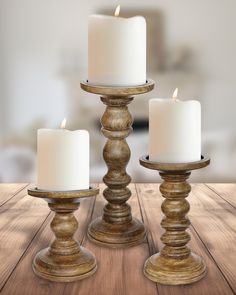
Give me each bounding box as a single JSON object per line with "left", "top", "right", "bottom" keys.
{"left": 60, "top": 118, "right": 67, "bottom": 129}
{"left": 114, "top": 5, "right": 120, "bottom": 17}
{"left": 172, "top": 88, "right": 178, "bottom": 101}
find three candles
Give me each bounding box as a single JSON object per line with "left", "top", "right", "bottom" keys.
{"left": 36, "top": 6, "right": 202, "bottom": 191}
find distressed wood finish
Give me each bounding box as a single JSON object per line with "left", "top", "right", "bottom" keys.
{"left": 190, "top": 184, "right": 236, "bottom": 291}
{"left": 0, "top": 183, "right": 28, "bottom": 206}
{"left": 0, "top": 184, "right": 49, "bottom": 290}
{"left": 80, "top": 80, "right": 155, "bottom": 248}
{"left": 27, "top": 187, "right": 99, "bottom": 282}
{"left": 136, "top": 183, "right": 235, "bottom": 295}
{"left": 206, "top": 183, "right": 236, "bottom": 208}
{"left": 1, "top": 195, "right": 96, "bottom": 295}
{"left": 63, "top": 184, "right": 157, "bottom": 295}
{"left": 139, "top": 156, "right": 210, "bottom": 285}
{"left": 0, "top": 183, "right": 236, "bottom": 295}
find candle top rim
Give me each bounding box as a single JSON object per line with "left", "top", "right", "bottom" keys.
{"left": 38, "top": 129, "right": 89, "bottom": 134}
{"left": 89, "top": 14, "right": 145, "bottom": 21}
{"left": 149, "top": 98, "right": 200, "bottom": 104}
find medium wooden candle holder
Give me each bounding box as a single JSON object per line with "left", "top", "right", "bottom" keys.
{"left": 139, "top": 155, "right": 210, "bottom": 285}
{"left": 28, "top": 186, "right": 99, "bottom": 282}
{"left": 81, "top": 80, "right": 155, "bottom": 248}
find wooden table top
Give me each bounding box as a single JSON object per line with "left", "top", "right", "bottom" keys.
{"left": 0, "top": 183, "right": 235, "bottom": 295}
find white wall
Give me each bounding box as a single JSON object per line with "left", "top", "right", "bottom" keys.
{"left": 0, "top": 0, "right": 235, "bottom": 131}
{"left": 0, "top": 0, "right": 235, "bottom": 181}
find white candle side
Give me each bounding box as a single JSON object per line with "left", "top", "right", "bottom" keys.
{"left": 149, "top": 99, "right": 201, "bottom": 163}
{"left": 37, "top": 129, "right": 89, "bottom": 191}
{"left": 88, "top": 14, "right": 146, "bottom": 86}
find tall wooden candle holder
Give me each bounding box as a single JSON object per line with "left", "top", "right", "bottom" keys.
{"left": 81, "top": 80, "right": 155, "bottom": 248}
{"left": 139, "top": 155, "right": 210, "bottom": 285}
{"left": 28, "top": 186, "right": 99, "bottom": 282}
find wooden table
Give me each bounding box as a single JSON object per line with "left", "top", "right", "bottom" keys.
{"left": 0, "top": 183, "right": 235, "bottom": 295}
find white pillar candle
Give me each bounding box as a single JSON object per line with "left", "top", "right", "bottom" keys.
{"left": 37, "top": 119, "right": 89, "bottom": 191}
{"left": 88, "top": 6, "right": 146, "bottom": 86}
{"left": 149, "top": 89, "right": 201, "bottom": 163}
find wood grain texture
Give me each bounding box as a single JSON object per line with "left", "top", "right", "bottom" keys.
{"left": 64, "top": 184, "right": 158, "bottom": 295}
{"left": 1, "top": 194, "right": 96, "bottom": 295}
{"left": 0, "top": 185, "right": 49, "bottom": 290}
{"left": 27, "top": 187, "right": 98, "bottom": 282}
{"left": 82, "top": 82, "right": 155, "bottom": 248}
{"left": 0, "top": 183, "right": 28, "bottom": 206}
{"left": 206, "top": 183, "right": 236, "bottom": 208}
{"left": 190, "top": 184, "right": 236, "bottom": 293}
{"left": 140, "top": 155, "right": 210, "bottom": 172}
{"left": 0, "top": 183, "right": 235, "bottom": 295}
{"left": 139, "top": 157, "right": 210, "bottom": 285}
{"left": 136, "top": 183, "right": 234, "bottom": 295}
{"left": 80, "top": 79, "right": 155, "bottom": 96}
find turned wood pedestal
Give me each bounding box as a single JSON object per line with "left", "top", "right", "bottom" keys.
{"left": 81, "top": 80, "right": 155, "bottom": 248}
{"left": 28, "top": 187, "right": 99, "bottom": 282}
{"left": 140, "top": 155, "right": 210, "bottom": 285}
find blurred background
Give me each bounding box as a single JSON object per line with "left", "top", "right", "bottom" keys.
{"left": 0, "top": 0, "right": 235, "bottom": 183}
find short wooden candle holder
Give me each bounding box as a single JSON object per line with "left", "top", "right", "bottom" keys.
{"left": 139, "top": 155, "right": 210, "bottom": 285}
{"left": 28, "top": 186, "right": 99, "bottom": 282}
{"left": 81, "top": 80, "right": 155, "bottom": 248}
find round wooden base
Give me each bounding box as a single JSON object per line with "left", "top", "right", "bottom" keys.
{"left": 88, "top": 217, "right": 146, "bottom": 248}
{"left": 33, "top": 246, "right": 97, "bottom": 282}
{"left": 144, "top": 252, "right": 206, "bottom": 285}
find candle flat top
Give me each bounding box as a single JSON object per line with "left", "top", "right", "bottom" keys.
{"left": 89, "top": 14, "right": 145, "bottom": 22}
{"left": 149, "top": 98, "right": 200, "bottom": 104}
{"left": 37, "top": 129, "right": 89, "bottom": 135}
